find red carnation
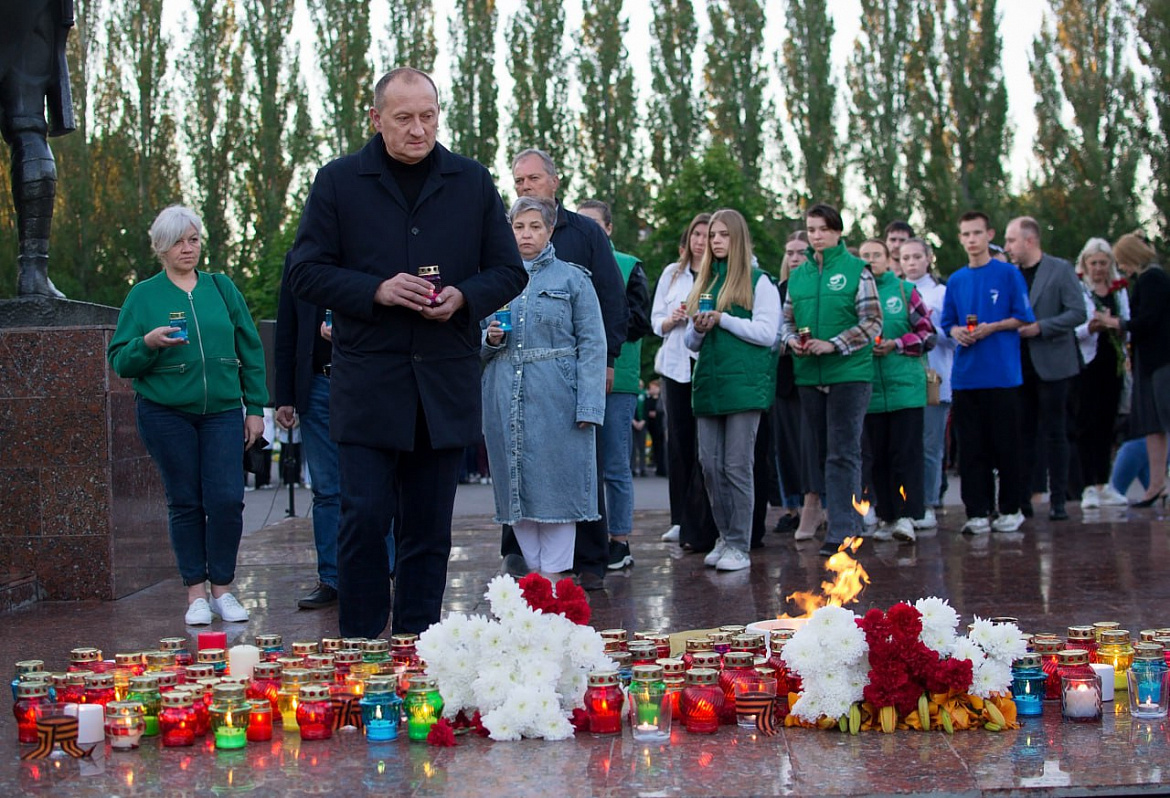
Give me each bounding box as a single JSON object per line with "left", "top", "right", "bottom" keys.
{"left": 426, "top": 718, "right": 457, "bottom": 747}
{"left": 570, "top": 707, "right": 590, "bottom": 733}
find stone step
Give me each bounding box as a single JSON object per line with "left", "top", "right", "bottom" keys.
{"left": 0, "top": 572, "right": 44, "bottom": 613}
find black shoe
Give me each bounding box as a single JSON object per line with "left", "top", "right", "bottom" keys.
{"left": 817, "top": 542, "right": 839, "bottom": 557}
{"left": 297, "top": 583, "right": 338, "bottom": 610}
{"left": 1020, "top": 502, "right": 1034, "bottom": 518}
{"left": 607, "top": 539, "right": 634, "bottom": 570}
{"left": 1049, "top": 506, "right": 1069, "bottom": 521}
{"left": 578, "top": 571, "right": 606, "bottom": 591}
{"left": 501, "top": 553, "right": 530, "bottom": 579}
{"left": 772, "top": 514, "right": 800, "bottom": 534}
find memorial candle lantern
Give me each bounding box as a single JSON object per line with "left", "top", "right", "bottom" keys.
{"left": 112, "top": 653, "right": 143, "bottom": 700}
{"left": 600, "top": 629, "right": 629, "bottom": 649}
{"left": 185, "top": 663, "right": 215, "bottom": 683}
{"left": 1065, "top": 626, "right": 1098, "bottom": 660}
{"left": 52, "top": 673, "right": 80, "bottom": 705}
{"left": 658, "top": 659, "right": 686, "bottom": 719}
{"left": 1127, "top": 642, "right": 1170, "bottom": 719}
{"left": 611, "top": 651, "right": 634, "bottom": 687}
{"left": 679, "top": 668, "right": 724, "bottom": 734}
{"left": 1155, "top": 637, "right": 1170, "bottom": 668}
{"left": 105, "top": 701, "right": 146, "bottom": 750}
{"left": 1061, "top": 675, "right": 1102, "bottom": 722}
{"left": 584, "top": 671, "right": 623, "bottom": 735}
{"left": 255, "top": 633, "right": 284, "bottom": 662}
{"left": 719, "top": 651, "right": 758, "bottom": 724}
{"left": 361, "top": 676, "right": 402, "bottom": 742}
{"left": 209, "top": 683, "right": 249, "bottom": 750}
{"left": 682, "top": 638, "right": 713, "bottom": 670}
{"left": 247, "top": 661, "right": 283, "bottom": 712}
{"left": 342, "top": 637, "right": 368, "bottom": 651}
{"left": 69, "top": 647, "right": 104, "bottom": 673}
{"left": 719, "top": 625, "right": 747, "bottom": 636}
{"left": 361, "top": 639, "right": 390, "bottom": 677}
{"left": 1097, "top": 629, "right": 1134, "bottom": 691}
{"left": 291, "top": 641, "right": 320, "bottom": 663}
{"left": 628, "top": 642, "right": 658, "bottom": 668}
{"left": 158, "top": 691, "right": 197, "bottom": 747}
{"left": 965, "top": 314, "right": 977, "bottom": 332}
{"left": 691, "top": 652, "right": 721, "bottom": 672}
{"left": 125, "top": 674, "right": 162, "bottom": 736}
{"left": 628, "top": 667, "right": 670, "bottom": 743}
{"left": 155, "top": 671, "right": 179, "bottom": 694}
{"left": 1010, "top": 654, "right": 1046, "bottom": 716}
{"left": 404, "top": 675, "right": 444, "bottom": 742}
{"left": 277, "top": 669, "right": 310, "bottom": 731}
{"left": 159, "top": 637, "right": 192, "bottom": 668}
{"left": 321, "top": 637, "right": 343, "bottom": 654}
{"left": 333, "top": 649, "right": 361, "bottom": 686}
{"left": 305, "top": 653, "right": 335, "bottom": 673}
{"left": 297, "top": 683, "right": 335, "bottom": 740}
{"left": 246, "top": 700, "right": 273, "bottom": 742}
{"left": 390, "top": 634, "right": 419, "bottom": 668}
{"left": 177, "top": 686, "right": 210, "bottom": 737}
{"left": 418, "top": 265, "right": 442, "bottom": 297}
{"left": 1091, "top": 621, "right": 1120, "bottom": 646}
{"left": 798, "top": 327, "right": 811, "bottom": 346}
{"left": 10, "top": 660, "right": 44, "bottom": 702}
{"left": 144, "top": 650, "right": 176, "bottom": 673}
{"left": 494, "top": 303, "right": 512, "bottom": 332}
{"left": 698, "top": 293, "right": 715, "bottom": 312}
{"left": 197, "top": 648, "right": 227, "bottom": 677}
{"left": 706, "top": 632, "right": 731, "bottom": 656}
{"left": 13, "top": 681, "right": 49, "bottom": 743}
{"left": 1032, "top": 637, "right": 1063, "bottom": 700}
{"left": 643, "top": 634, "right": 671, "bottom": 660}
{"left": 83, "top": 672, "right": 116, "bottom": 708}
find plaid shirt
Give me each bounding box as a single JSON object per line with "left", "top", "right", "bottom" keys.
{"left": 783, "top": 267, "right": 883, "bottom": 354}
{"left": 892, "top": 286, "right": 937, "bottom": 356}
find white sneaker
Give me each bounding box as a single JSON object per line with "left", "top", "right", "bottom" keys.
{"left": 185, "top": 598, "right": 212, "bottom": 626}
{"left": 1081, "top": 486, "right": 1100, "bottom": 509}
{"left": 962, "top": 517, "right": 991, "bottom": 535}
{"left": 992, "top": 512, "right": 1025, "bottom": 533}
{"left": 703, "top": 539, "right": 728, "bottom": 567}
{"left": 661, "top": 524, "right": 681, "bottom": 542}
{"left": 209, "top": 592, "right": 250, "bottom": 622}
{"left": 892, "top": 518, "right": 917, "bottom": 542}
{"left": 913, "top": 507, "right": 938, "bottom": 529}
{"left": 872, "top": 522, "right": 894, "bottom": 541}
{"left": 1098, "top": 485, "right": 1129, "bottom": 507}
{"left": 715, "top": 548, "right": 751, "bottom": 571}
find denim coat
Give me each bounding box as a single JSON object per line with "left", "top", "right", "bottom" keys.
{"left": 482, "top": 244, "right": 607, "bottom": 524}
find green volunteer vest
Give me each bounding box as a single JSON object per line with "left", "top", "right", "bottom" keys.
{"left": 787, "top": 242, "right": 874, "bottom": 386}
{"left": 867, "top": 270, "right": 927, "bottom": 413}
{"left": 691, "top": 261, "right": 779, "bottom": 416}
{"left": 611, "top": 247, "right": 643, "bottom": 395}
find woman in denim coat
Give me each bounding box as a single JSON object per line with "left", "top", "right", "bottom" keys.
{"left": 482, "top": 197, "right": 607, "bottom": 577}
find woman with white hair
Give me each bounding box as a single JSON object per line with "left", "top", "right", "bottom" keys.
{"left": 108, "top": 205, "right": 268, "bottom": 625}
{"left": 1073, "top": 237, "right": 1130, "bottom": 508}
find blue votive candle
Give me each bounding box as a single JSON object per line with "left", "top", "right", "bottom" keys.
{"left": 1011, "top": 654, "right": 1046, "bottom": 716}
{"left": 361, "top": 676, "right": 401, "bottom": 742}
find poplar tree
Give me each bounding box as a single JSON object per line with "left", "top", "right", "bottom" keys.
{"left": 1136, "top": 0, "right": 1170, "bottom": 228}
{"left": 704, "top": 0, "right": 771, "bottom": 184}
{"left": 576, "top": 0, "right": 643, "bottom": 247}
{"left": 776, "top": 0, "right": 841, "bottom": 210}
{"left": 386, "top": 0, "right": 438, "bottom": 72}
{"left": 506, "top": 0, "right": 570, "bottom": 180}
{"left": 447, "top": 0, "right": 499, "bottom": 171}
{"left": 847, "top": 0, "right": 919, "bottom": 228}
{"left": 309, "top": 0, "right": 372, "bottom": 158}
{"left": 238, "top": 0, "right": 314, "bottom": 316}
{"left": 184, "top": 0, "right": 244, "bottom": 276}
{"left": 1028, "top": 0, "right": 1144, "bottom": 248}
{"left": 647, "top": 0, "right": 702, "bottom": 188}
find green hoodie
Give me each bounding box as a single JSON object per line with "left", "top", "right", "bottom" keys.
{"left": 108, "top": 271, "right": 268, "bottom": 416}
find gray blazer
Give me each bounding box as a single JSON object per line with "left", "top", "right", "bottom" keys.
{"left": 1025, "top": 253, "right": 1087, "bottom": 381}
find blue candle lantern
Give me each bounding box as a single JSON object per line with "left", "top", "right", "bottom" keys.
{"left": 1010, "top": 654, "right": 1046, "bottom": 716}
{"left": 1128, "top": 642, "right": 1170, "bottom": 719}
{"left": 494, "top": 304, "right": 512, "bottom": 332}
{"left": 361, "top": 676, "right": 402, "bottom": 742}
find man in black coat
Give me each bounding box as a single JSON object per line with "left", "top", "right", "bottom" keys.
{"left": 506, "top": 148, "right": 630, "bottom": 590}
{"left": 288, "top": 68, "right": 527, "bottom": 637}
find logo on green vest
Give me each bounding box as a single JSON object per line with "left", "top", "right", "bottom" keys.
{"left": 885, "top": 296, "right": 904, "bottom": 314}
{"left": 828, "top": 274, "right": 847, "bottom": 291}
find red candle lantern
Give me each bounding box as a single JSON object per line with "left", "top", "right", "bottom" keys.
{"left": 185, "top": 663, "right": 215, "bottom": 683}
{"left": 177, "top": 686, "right": 211, "bottom": 737}
{"left": 646, "top": 634, "right": 671, "bottom": 660}
{"left": 159, "top": 691, "right": 197, "bottom": 747}
{"left": 83, "top": 672, "right": 116, "bottom": 708}
{"left": 390, "top": 634, "right": 419, "bottom": 667}
{"left": 681, "top": 638, "right": 713, "bottom": 669}
{"left": 1032, "top": 637, "right": 1064, "bottom": 700}
{"left": 246, "top": 700, "right": 273, "bottom": 742}
{"left": 295, "top": 684, "right": 335, "bottom": 740}
{"left": 320, "top": 637, "right": 344, "bottom": 654}
{"left": 584, "top": 671, "right": 624, "bottom": 734}
{"left": 599, "top": 629, "right": 629, "bottom": 651}
{"left": 1065, "top": 626, "right": 1098, "bottom": 660}
{"left": 333, "top": 649, "right": 361, "bottom": 686}
{"left": 628, "top": 641, "right": 658, "bottom": 668}
{"left": 292, "top": 640, "right": 321, "bottom": 663}
{"left": 69, "top": 647, "right": 104, "bottom": 673}
{"left": 718, "top": 652, "right": 758, "bottom": 724}
{"left": 247, "top": 661, "right": 283, "bottom": 712}
{"left": 657, "top": 658, "right": 687, "bottom": 719}
{"left": 159, "top": 637, "right": 193, "bottom": 668}
{"left": 52, "top": 672, "right": 82, "bottom": 705}
{"left": 196, "top": 648, "right": 227, "bottom": 676}
{"left": 14, "top": 682, "right": 49, "bottom": 744}
{"left": 255, "top": 633, "right": 285, "bottom": 662}
{"left": 691, "top": 652, "right": 721, "bottom": 672}
{"left": 679, "top": 668, "right": 724, "bottom": 734}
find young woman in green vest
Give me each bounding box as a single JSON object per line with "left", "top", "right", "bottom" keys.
{"left": 781, "top": 203, "right": 883, "bottom": 557}
{"left": 684, "top": 209, "right": 780, "bottom": 571}
{"left": 857, "top": 239, "right": 936, "bottom": 544}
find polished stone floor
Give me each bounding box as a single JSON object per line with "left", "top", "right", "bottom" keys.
{"left": 4, "top": 498, "right": 1170, "bottom": 796}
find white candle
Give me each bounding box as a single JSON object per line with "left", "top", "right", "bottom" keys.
{"left": 1090, "top": 663, "right": 1115, "bottom": 701}
{"left": 228, "top": 644, "right": 261, "bottom": 681}
{"left": 1062, "top": 683, "right": 1100, "bottom": 718}
{"left": 75, "top": 704, "right": 106, "bottom": 744}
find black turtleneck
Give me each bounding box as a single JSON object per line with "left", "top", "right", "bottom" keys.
{"left": 383, "top": 147, "right": 434, "bottom": 210}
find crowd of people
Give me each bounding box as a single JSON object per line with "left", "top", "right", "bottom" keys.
{"left": 106, "top": 67, "right": 1170, "bottom": 636}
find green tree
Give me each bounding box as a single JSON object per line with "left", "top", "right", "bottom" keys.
{"left": 776, "top": 0, "right": 841, "bottom": 210}
{"left": 238, "top": 0, "right": 315, "bottom": 311}
{"left": 847, "top": 0, "right": 920, "bottom": 228}
{"left": 1028, "top": 0, "right": 1145, "bottom": 251}
{"left": 184, "top": 0, "right": 244, "bottom": 275}
{"left": 704, "top": 0, "right": 771, "bottom": 184}
{"left": 647, "top": 0, "right": 702, "bottom": 188}
{"left": 447, "top": 0, "right": 499, "bottom": 171}
{"left": 309, "top": 0, "right": 373, "bottom": 158}
{"left": 386, "top": 0, "right": 437, "bottom": 72}
{"left": 1136, "top": 0, "right": 1170, "bottom": 229}
{"left": 506, "top": 0, "right": 571, "bottom": 179}
{"left": 575, "top": 0, "right": 644, "bottom": 250}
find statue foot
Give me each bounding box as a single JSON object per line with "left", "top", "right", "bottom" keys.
{"left": 17, "top": 260, "right": 66, "bottom": 299}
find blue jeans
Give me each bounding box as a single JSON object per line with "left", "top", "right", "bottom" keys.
{"left": 1111, "top": 439, "right": 1152, "bottom": 495}
{"left": 135, "top": 397, "right": 245, "bottom": 586}
{"left": 923, "top": 402, "right": 950, "bottom": 507}
{"left": 799, "top": 382, "right": 872, "bottom": 545}
{"left": 299, "top": 376, "right": 395, "bottom": 586}
{"left": 600, "top": 392, "right": 637, "bottom": 537}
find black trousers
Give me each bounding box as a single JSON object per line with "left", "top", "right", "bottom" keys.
{"left": 953, "top": 387, "right": 1024, "bottom": 518}
{"left": 771, "top": 391, "right": 804, "bottom": 502}
{"left": 1077, "top": 346, "right": 1123, "bottom": 486}
{"left": 1020, "top": 374, "right": 1073, "bottom": 508}
{"left": 337, "top": 425, "right": 462, "bottom": 638}
{"left": 862, "top": 408, "right": 926, "bottom": 522}
{"left": 663, "top": 376, "right": 719, "bottom": 551}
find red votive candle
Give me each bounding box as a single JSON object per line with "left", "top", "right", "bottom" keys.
{"left": 246, "top": 700, "right": 273, "bottom": 742}
{"left": 295, "top": 684, "right": 334, "bottom": 740}
{"left": 584, "top": 671, "right": 623, "bottom": 734}
{"left": 680, "top": 668, "right": 724, "bottom": 734}
{"left": 14, "top": 682, "right": 48, "bottom": 743}
{"left": 159, "top": 692, "right": 197, "bottom": 747}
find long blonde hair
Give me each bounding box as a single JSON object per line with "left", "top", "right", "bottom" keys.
{"left": 669, "top": 212, "right": 712, "bottom": 287}
{"left": 686, "top": 208, "right": 755, "bottom": 314}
